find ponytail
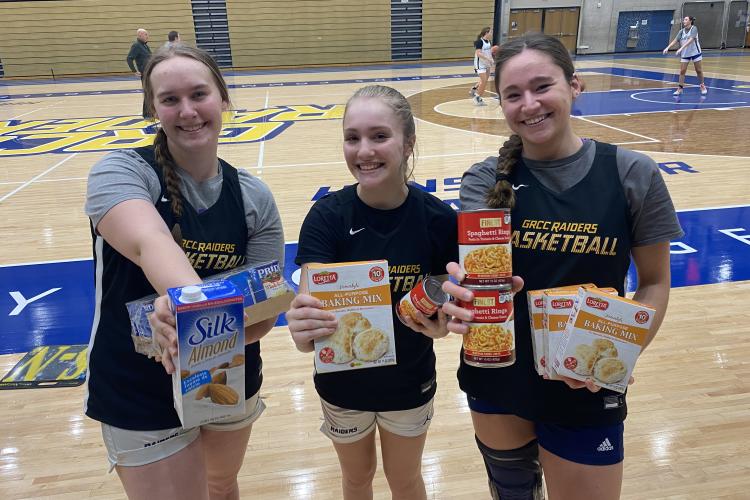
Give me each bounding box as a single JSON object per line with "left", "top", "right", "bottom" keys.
{"left": 485, "top": 135, "right": 523, "bottom": 209}
{"left": 153, "top": 128, "right": 184, "bottom": 244}
{"left": 477, "top": 27, "right": 491, "bottom": 44}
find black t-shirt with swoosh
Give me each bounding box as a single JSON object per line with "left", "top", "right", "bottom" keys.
{"left": 296, "top": 184, "right": 458, "bottom": 411}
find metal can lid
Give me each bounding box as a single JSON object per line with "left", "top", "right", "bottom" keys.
{"left": 422, "top": 276, "right": 450, "bottom": 305}
{"left": 458, "top": 208, "right": 510, "bottom": 214}
{"left": 462, "top": 283, "right": 513, "bottom": 291}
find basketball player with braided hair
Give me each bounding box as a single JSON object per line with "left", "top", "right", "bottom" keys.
{"left": 84, "top": 44, "right": 283, "bottom": 499}
{"left": 441, "top": 33, "right": 683, "bottom": 499}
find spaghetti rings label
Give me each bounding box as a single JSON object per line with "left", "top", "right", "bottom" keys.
{"left": 459, "top": 209, "right": 512, "bottom": 286}
{"left": 459, "top": 286, "right": 515, "bottom": 367}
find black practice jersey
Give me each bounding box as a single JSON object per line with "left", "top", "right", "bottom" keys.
{"left": 459, "top": 142, "right": 633, "bottom": 426}
{"left": 85, "top": 146, "right": 262, "bottom": 430}
{"left": 297, "top": 184, "right": 458, "bottom": 411}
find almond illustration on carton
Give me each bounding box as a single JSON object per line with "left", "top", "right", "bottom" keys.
{"left": 211, "top": 371, "right": 227, "bottom": 385}
{"left": 180, "top": 370, "right": 191, "bottom": 379}
{"left": 208, "top": 384, "right": 239, "bottom": 405}
{"left": 196, "top": 384, "right": 210, "bottom": 400}
{"left": 228, "top": 354, "right": 245, "bottom": 368}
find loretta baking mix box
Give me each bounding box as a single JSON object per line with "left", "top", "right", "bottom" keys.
{"left": 307, "top": 261, "right": 396, "bottom": 374}
{"left": 553, "top": 288, "right": 655, "bottom": 393}
{"left": 527, "top": 283, "right": 594, "bottom": 376}
{"left": 541, "top": 285, "right": 597, "bottom": 380}
{"left": 167, "top": 281, "right": 245, "bottom": 428}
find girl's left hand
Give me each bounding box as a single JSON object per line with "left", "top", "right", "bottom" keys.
{"left": 401, "top": 309, "right": 450, "bottom": 339}
{"left": 150, "top": 295, "right": 179, "bottom": 374}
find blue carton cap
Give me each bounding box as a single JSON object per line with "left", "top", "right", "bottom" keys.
{"left": 167, "top": 280, "right": 243, "bottom": 310}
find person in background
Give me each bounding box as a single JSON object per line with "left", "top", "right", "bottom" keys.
{"left": 127, "top": 28, "right": 152, "bottom": 118}
{"left": 126, "top": 28, "right": 151, "bottom": 78}
{"left": 663, "top": 16, "right": 707, "bottom": 96}
{"left": 470, "top": 27, "right": 495, "bottom": 106}
{"left": 164, "top": 31, "right": 181, "bottom": 49}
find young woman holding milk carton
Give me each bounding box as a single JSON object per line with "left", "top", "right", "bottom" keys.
{"left": 84, "top": 44, "right": 283, "bottom": 499}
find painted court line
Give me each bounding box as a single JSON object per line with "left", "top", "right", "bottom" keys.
{"left": 573, "top": 115, "right": 660, "bottom": 142}
{"left": 0, "top": 153, "right": 77, "bottom": 203}
{"left": 255, "top": 91, "right": 270, "bottom": 178}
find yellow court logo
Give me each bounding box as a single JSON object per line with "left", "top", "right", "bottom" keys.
{"left": 0, "top": 105, "right": 344, "bottom": 157}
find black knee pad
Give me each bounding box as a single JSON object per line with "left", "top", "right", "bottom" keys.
{"left": 475, "top": 436, "right": 545, "bottom": 500}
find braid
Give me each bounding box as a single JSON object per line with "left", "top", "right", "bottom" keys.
{"left": 485, "top": 134, "right": 523, "bottom": 209}
{"left": 153, "top": 128, "right": 183, "bottom": 218}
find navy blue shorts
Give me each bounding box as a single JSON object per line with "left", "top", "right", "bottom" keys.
{"left": 468, "top": 396, "right": 624, "bottom": 466}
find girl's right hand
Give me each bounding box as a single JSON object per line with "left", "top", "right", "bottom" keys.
{"left": 662, "top": 48, "right": 668, "bottom": 54}
{"left": 440, "top": 262, "right": 524, "bottom": 336}
{"left": 285, "top": 293, "right": 338, "bottom": 352}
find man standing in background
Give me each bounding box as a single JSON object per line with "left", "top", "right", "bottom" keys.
{"left": 164, "top": 31, "right": 180, "bottom": 49}
{"left": 126, "top": 28, "right": 151, "bottom": 118}
{"left": 126, "top": 28, "right": 151, "bottom": 77}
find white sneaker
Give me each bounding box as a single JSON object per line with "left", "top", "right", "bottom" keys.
{"left": 469, "top": 86, "right": 477, "bottom": 97}
{"left": 700, "top": 85, "right": 708, "bottom": 95}
{"left": 474, "top": 96, "right": 486, "bottom": 106}
{"left": 672, "top": 88, "right": 683, "bottom": 96}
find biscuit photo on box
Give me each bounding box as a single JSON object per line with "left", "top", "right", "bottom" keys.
{"left": 327, "top": 311, "right": 372, "bottom": 364}
{"left": 593, "top": 357, "right": 628, "bottom": 384}
{"left": 353, "top": 327, "right": 390, "bottom": 362}
{"left": 572, "top": 344, "right": 598, "bottom": 376}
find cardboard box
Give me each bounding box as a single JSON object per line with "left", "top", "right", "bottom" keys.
{"left": 552, "top": 288, "right": 655, "bottom": 393}
{"left": 168, "top": 281, "right": 245, "bottom": 428}
{"left": 307, "top": 260, "right": 396, "bottom": 374}
{"left": 127, "top": 261, "right": 294, "bottom": 358}
{"left": 527, "top": 284, "right": 595, "bottom": 376}
{"left": 542, "top": 289, "right": 580, "bottom": 380}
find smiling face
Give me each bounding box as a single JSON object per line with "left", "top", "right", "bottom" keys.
{"left": 496, "top": 48, "right": 581, "bottom": 158}
{"left": 149, "top": 56, "right": 228, "bottom": 163}
{"left": 342, "top": 96, "right": 413, "bottom": 203}
{"left": 683, "top": 16, "right": 691, "bottom": 28}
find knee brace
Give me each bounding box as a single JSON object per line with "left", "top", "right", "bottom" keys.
{"left": 475, "top": 436, "right": 545, "bottom": 500}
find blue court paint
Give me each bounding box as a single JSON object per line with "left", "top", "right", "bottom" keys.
{"left": 1, "top": 206, "right": 748, "bottom": 355}
{"left": 572, "top": 68, "right": 750, "bottom": 116}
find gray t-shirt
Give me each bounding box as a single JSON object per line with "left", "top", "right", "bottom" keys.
{"left": 460, "top": 139, "right": 684, "bottom": 246}
{"left": 85, "top": 149, "right": 284, "bottom": 266}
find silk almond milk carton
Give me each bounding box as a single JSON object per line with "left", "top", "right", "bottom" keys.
{"left": 167, "top": 281, "right": 245, "bottom": 428}
{"left": 553, "top": 288, "right": 655, "bottom": 393}
{"left": 307, "top": 261, "right": 396, "bottom": 373}
{"left": 527, "top": 283, "right": 594, "bottom": 376}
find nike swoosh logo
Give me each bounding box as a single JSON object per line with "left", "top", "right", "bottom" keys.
{"left": 511, "top": 184, "right": 529, "bottom": 191}
{"left": 349, "top": 227, "right": 365, "bottom": 235}
{"left": 161, "top": 196, "right": 169, "bottom": 202}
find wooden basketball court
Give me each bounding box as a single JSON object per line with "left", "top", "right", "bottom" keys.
{"left": 1, "top": 50, "right": 749, "bottom": 498}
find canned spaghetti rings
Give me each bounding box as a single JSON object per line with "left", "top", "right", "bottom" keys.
{"left": 396, "top": 276, "right": 449, "bottom": 326}
{"left": 458, "top": 209, "right": 512, "bottom": 286}
{"left": 458, "top": 285, "right": 515, "bottom": 367}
